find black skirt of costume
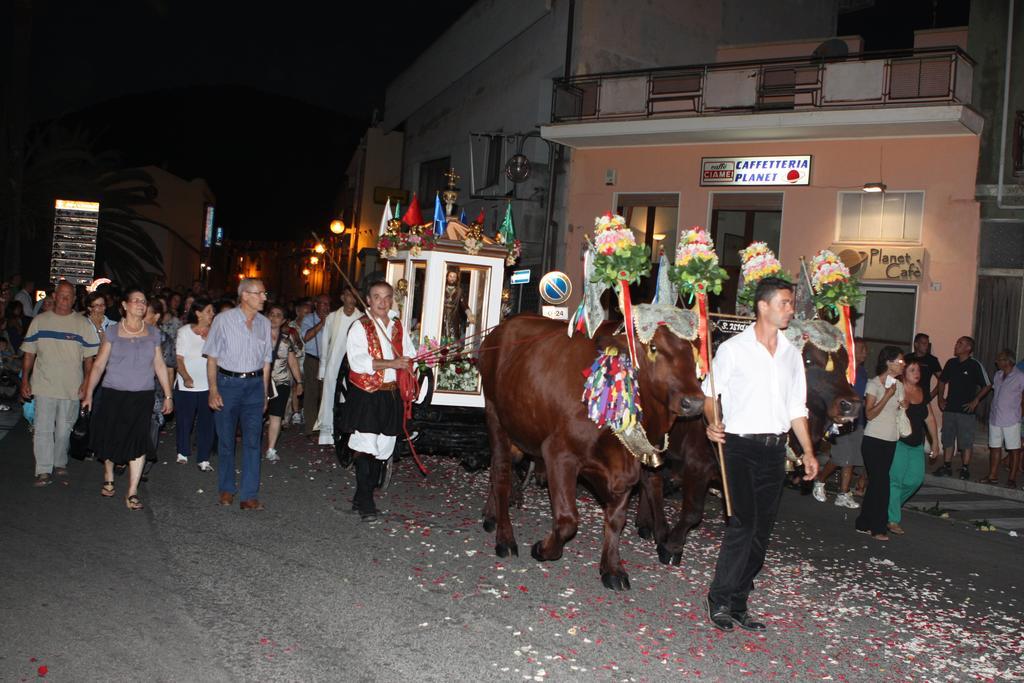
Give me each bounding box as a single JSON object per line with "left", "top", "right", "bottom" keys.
{"left": 89, "top": 388, "right": 157, "bottom": 464}
{"left": 339, "top": 384, "right": 403, "bottom": 436}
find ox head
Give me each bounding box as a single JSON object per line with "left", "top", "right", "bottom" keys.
{"left": 784, "top": 320, "right": 861, "bottom": 426}
{"left": 602, "top": 305, "right": 705, "bottom": 419}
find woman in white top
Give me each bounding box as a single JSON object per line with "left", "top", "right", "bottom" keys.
{"left": 173, "top": 298, "right": 216, "bottom": 471}
{"left": 855, "top": 345, "right": 905, "bottom": 541}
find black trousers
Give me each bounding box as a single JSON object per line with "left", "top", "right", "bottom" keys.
{"left": 856, "top": 435, "right": 896, "bottom": 535}
{"left": 708, "top": 435, "right": 786, "bottom": 612}
{"left": 353, "top": 452, "right": 383, "bottom": 514}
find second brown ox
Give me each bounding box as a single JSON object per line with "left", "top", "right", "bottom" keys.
{"left": 479, "top": 311, "right": 705, "bottom": 591}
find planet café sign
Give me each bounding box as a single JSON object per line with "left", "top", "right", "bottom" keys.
{"left": 830, "top": 245, "right": 926, "bottom": 282}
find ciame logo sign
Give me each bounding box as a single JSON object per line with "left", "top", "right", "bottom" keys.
{"left": 700, "top": 155, "right": 811, "bottom": 186}
{"left": 830, "top": 245, "right": 925, "bottom": 282}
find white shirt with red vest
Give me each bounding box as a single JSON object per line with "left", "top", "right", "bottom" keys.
{"left": 345, "top": 311, "right": 415, "bottom": 458}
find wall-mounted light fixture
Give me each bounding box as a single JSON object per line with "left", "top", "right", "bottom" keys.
{"left": 862, "top": 182, "right": 886, "bottom": 193}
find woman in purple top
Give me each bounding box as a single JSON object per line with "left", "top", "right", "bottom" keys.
{"left": 83, "top": 288, "right": 173, "bottom": 510}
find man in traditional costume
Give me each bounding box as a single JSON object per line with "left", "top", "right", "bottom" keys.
{"left": 340, "top": 281, "right": 414, "bottom": 522}
{"left": 315, "top": 287, "right": 361, "bottom": 446}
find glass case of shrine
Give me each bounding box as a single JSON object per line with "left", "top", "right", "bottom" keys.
{"left": 383, "top": 239, "right": 508, "bottom": 408}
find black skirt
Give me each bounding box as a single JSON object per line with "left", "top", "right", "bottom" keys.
{"left": 339, "top": 384, "right": 403, "bottom": 436}
{"left": 90, "top": 388, "right": 156, "bottom": 464}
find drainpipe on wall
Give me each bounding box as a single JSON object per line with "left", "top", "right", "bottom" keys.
{"left": 540, "top": 0, "right": 575, "bottom": 274}
{"left": 995, "top": 0, "right": 1022, "bottom": 212}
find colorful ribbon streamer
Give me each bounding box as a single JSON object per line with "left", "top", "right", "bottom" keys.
{"left": 619, "top": 280, "right": 638, "bottom": 367}
{"left": 582, "top": 346, "right": 642, "bottom": 435}
{"left": 838, "top": 304, "right": 856, "bottom": 385}
{"left": 696, "top": 292, "right": 710, "bottom": 379}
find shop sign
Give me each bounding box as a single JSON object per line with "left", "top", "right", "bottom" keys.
{"left": 700, "top": 155, "right": 811, "bottom": 186}
{"left": 830, "top": 245, "right": 925, "bottom": 282}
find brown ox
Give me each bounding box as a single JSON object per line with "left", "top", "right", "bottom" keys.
{"left": 479, "top": 312, "right": 705, "bottom": 590}
{"left": 636, "top": 320, "right": 861, "bottom": 565}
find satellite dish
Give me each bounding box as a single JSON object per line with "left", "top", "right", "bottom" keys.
{"left": 505, "top": 153, "right": 531, "bottom": 183}
{"left": 811, "top": 38, "right": 849, "bottom": 61}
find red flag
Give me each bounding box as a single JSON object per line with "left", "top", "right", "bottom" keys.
{"left": 620, "top": 281, "right": 638, "bottom": 368}
{"left": 474, "top": 209, "right": 485, "bottom": 225}
{"left": 402, "top": 193, "right": 424, "bottom": 226}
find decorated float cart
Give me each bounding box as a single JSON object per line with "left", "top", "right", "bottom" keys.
{"left": 375, "top": 178, "right": 521, "bottom": 469}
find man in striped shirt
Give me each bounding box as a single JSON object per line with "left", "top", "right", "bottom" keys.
{"left": 20, "top": 281, "right": 99, "bottom": 486}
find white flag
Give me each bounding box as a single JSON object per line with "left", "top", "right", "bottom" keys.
{"left": 379, "top": 198, "right": 393, "bottom": 237}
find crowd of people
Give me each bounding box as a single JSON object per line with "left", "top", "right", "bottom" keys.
{"left": 811, "top": 331, "right": 1024, "bottom": 541}
{"left": 2, "top": 273, "right": 417, "bottom": 519}
{"left": 3, "top": 272, "right": 1023, "bottom": 529}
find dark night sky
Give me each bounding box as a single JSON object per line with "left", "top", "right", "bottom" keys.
{"left": 16, "top": 0, "right": 970, "bottom": 244}
{"left": 20, "top": 0, "right": 475, "bottom": 242}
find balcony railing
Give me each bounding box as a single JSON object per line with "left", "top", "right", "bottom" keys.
{"left": 551, "top": 47, "right": 974, "bottom": 124}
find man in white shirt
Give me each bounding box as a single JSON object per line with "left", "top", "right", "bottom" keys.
{"left": 703, "top": 277, "right": 818, "bottom": 633}
{"left": 340, "top": 281, "right": 414, "bottom": 522}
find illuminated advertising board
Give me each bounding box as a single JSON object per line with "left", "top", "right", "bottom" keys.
{"left": 50, "top": 199, "right": 99, "bottom": 284}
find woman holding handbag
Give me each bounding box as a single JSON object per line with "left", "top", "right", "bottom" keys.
{"left": 854, "top": 346, "right": 905, "bottom": 541}
{"left": 83, "top": 288, "right": 173, "bottom": 510}
{"left": 887, "top": 359, "right": 939, "bottom": 535}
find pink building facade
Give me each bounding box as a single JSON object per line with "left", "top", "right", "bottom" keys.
{"left": 543, "top": 34, "right": 982, "bottom": 357}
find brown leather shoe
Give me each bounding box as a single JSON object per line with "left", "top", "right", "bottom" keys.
{"left": 239, "top": 499, "right": 265, "bottom": 511}
{"left": 218, "top": 492, "right": 234, "bottom": 506}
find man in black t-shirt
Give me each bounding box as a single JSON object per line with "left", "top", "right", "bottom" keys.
{"left": 934, "top": 336, "right": 992, "bottom": 479}
{"left": 904, "top": 333, "right": 942, "bottom": 401}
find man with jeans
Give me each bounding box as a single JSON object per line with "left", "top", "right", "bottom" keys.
{"left": 20, "top": 281, "right": 99, "bottom": 486}
{"left": 703, "top": 277, "right": 818, "bottom": 632}
{"left": 934, "top": 336, "right": 991, "bottom": 480}
{"left": 300, "top": 294, "right": 331, "bottom": 437}
{"left": 205, "top": 278, "right": 272, "bottom": 510}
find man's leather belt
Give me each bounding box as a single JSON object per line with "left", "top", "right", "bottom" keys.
{"left": 218, "top": 367, "right": 261, "bottom": 379}
{"left": 733, "top": 433, "right": 788, "bottom": 447}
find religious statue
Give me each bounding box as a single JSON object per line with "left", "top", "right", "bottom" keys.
{"left": 441, "top": 270, "right": 475, "bottom": 341}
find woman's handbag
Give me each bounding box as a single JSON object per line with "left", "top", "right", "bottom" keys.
{"left": 895, "top": 384, "right": 913, "bottom": 438}
{"left": 69, "top": 408, "right": 91, "bottom": 460}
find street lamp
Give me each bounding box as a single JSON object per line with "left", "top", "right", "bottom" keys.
{"left": 310, "top": 255, "right": 319, "bottom": 265}
{"left": 302, "top": 267, "right": 311, "bottom": 276}
{"left": 330, "top": 219, "right": 345, "bottom": 235}
{"left": 314, "top": 243, "right": 326, "bottom": 254}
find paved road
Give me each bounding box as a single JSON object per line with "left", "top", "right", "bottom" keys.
{"left": 1, "top": 417, "right": 1021, "bottom": 681}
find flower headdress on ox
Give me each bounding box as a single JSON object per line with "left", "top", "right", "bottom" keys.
{"left": 667, "top": 225, "right": 728, "bottom": 378}
{"left": 735, "top": 242, "right": 791, "bottom": 316}
{"left": 806, "top": 249, "right": 864, "bottom": 384}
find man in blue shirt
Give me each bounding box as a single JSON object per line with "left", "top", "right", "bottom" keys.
{"left": 300, "top": 294, "right": 331, "bottom": 437}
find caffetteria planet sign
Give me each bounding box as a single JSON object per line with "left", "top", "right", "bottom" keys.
{"left": 700, "top": 155, "right": 811, "bottom": 186}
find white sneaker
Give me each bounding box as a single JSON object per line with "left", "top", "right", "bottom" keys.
{"left": 265, "top": 448, "right": 280, "bottom": 463}
{"left": 290, "top": 412, "right": 303, "bottom": 425}
{"left": 812, "top": 481, "right": 827, "bottom": 502}
{"left": 176, "top": 454, "right": 188, "bottom": 465}
{"left": 197, "top": 461, "right": 214, "bottom": 472}
{"left": 835, "top": 492, "right": 860, "bottom": 509}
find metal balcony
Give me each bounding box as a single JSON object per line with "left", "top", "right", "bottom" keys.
{"left": 552, "top": 47, "right": 974, "bottom": 122}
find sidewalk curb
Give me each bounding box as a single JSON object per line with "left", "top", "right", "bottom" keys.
{"left": 922, "top": 473, "right": 1024, "bottom": 502}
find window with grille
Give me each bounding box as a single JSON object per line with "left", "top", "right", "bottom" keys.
{"left": 837, "top": 191, "right": 924, "bottom": 243}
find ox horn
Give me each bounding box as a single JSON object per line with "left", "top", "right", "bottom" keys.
{"left": 825, "top": 353, "right": 834, "bottom": 372}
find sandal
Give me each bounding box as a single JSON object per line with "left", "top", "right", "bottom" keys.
{"left": 125, "top": 495, "right": 144, "bottom": 511}
{"left": 978, "top": 477, "right": 999, "bottom": 485}
{"left": 101, "top": 481, "right": 115, "bottom": 497}
{"left": 1007, "top": 480, "right": 1017, "bottom": 489}
{"left": 33, "top": 474, "right": 53, "bottom": 487}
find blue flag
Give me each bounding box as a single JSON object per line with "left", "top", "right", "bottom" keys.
{"left": 459, "top": 208, "right": 467, "bottom": 224}
{"left": 433, "top": 193, "right": 447, "bottom": 237}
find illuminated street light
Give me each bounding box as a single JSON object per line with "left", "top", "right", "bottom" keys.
{"left": 302, "top": 267, "right": 311, "bottom": 276}
{"left": 330, "top": 219, "right": 345, "bottom": 235}
{"left": 310, "top": 256, "right": 319, "bottom": 265}
{"left": 314, "top": 243, "right": 326, "bottom": 254}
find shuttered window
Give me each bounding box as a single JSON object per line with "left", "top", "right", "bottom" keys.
{"left": 837, "top": 191, "right": 924, "bottom": 243}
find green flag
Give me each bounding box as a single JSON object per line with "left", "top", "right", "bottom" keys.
{"left": 499, "top": 202, "right": 515, "bottom": 244}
